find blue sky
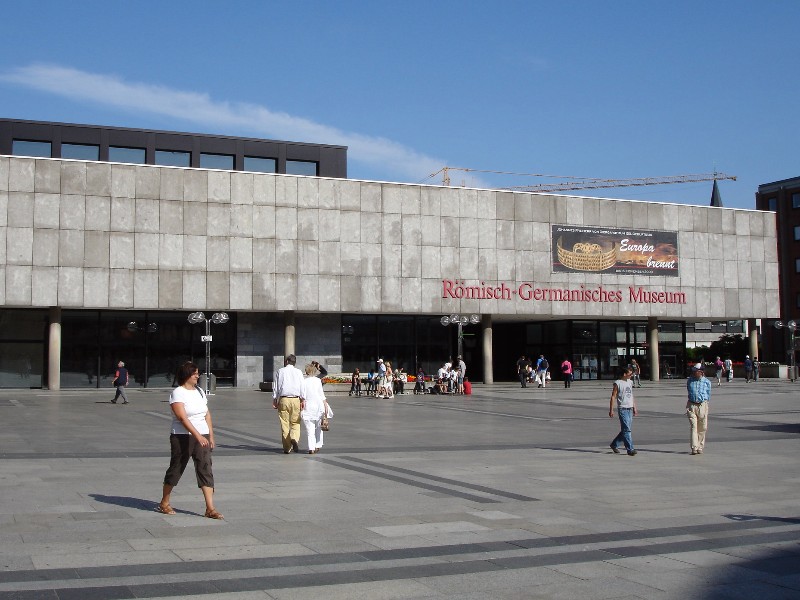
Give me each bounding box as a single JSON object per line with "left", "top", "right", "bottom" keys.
{"left": 1, "top": 1, "right": 797, "bottom": 210}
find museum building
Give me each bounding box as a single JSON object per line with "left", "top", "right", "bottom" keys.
{"left": 0, "top": 119, "right": 780, "bottom": 389}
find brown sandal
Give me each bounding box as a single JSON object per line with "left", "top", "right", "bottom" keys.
{"left": 156, "top": 503, "right": 176, "bottom": 515}
{"left": 204, "top": 508, "right": 224, "bottom": 520}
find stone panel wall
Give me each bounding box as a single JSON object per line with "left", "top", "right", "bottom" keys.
{"left": 0, "top": 155, "right": 781, "bottom": 324}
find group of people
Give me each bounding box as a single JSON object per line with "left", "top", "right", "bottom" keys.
{"left": 711, "top": 355, "right": 760, "bottom": 386}
{"left": 516, "top": 355, "right": 573, "bottom": 388}
{"left": 609, "top": 362, "right": 711, "bottom": 458}
{"left": 352, "top": 360, "right": 409, "bottom": 398}
{"left": 434, "top": 356, "right": 467, "bottom": 394}
{"left": 348, "top": 358, "right": 467, "bottom": 397}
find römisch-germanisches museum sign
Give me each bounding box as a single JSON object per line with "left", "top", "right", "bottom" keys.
{"left": 552, "top": 225, "right": 679, "bottom": 276}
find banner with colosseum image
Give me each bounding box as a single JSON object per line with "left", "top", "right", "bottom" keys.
{"left": 552, "top": 225, "right": 679, "bottom": 276}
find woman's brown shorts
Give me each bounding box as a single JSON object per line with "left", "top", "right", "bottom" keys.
{"left": 163, "top": 434, "right": 214, "bottom": 489}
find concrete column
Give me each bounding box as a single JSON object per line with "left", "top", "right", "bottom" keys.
{"left": 648, "top": 317, "right": 660, "bottom": 381}
{"left": 482, "top": 314, "right": 493, "bottom": 384}
{"left": 284, "top": 311, "right": 296, "bottom": 357}
{"left": 48, "top": 307, "right": 62, "bottom": 391}
{"left": 747, "top": 319, "right": 759, "bottom": 359}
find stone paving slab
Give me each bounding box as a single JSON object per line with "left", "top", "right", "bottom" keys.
{"left": 0, "top": 381, "right": 798, "bottom": 599}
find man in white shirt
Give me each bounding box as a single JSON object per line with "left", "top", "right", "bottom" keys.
{"left": 273, "top": 354, "right": 305, "bottom": 454}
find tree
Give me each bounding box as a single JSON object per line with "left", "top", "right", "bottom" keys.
{"left": 708, "top": 334, "right": 747, "bottom": 360}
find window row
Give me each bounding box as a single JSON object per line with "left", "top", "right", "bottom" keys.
{"left": 10, "top": 139, "right": 317, "bottom": 175}
{"left": 766, "top": 194, "right": 800, "bottom": 212}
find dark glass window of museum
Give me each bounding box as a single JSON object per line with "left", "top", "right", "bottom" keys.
{"left": 109, "top": 146, "right": 146, "bottom": 164}
{"left": 244, "top": 156, "right": 277, "bottom": 173}
{"left": 12, "top": 139, "right": 51, "bottom": 158}
{"left": 200, "top": 153, "right": 234, "bottom": 170}
{"left": 62, "top": 143, "right": 99, "bottom": 161}
{"left": 155, "top": 150, "right": 191, "bottom": 167}
{"left": 793, "top": 194, "right": 800, "bottom": 209}
{"left": 60, "top": 311, "right": 238, "bottom": 388}
{"left": 795, "top": 226, "right": 800, "bottom": 242}
{"left": 767, "top": 198, "right": 777, "bottom": 211}
{"left": 286, "top": 160, "right": 318, "bottom": 176}
{"left": 0, "top": 309, "right": 47, "bottom": 388}
{"left": 341, "top": 315, "right": 450, "bottom": 377}
{"left": 796, "top": 258, "right": 800, "bottom": 273}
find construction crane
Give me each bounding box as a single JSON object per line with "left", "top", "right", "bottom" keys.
{"left": 422, "top": 167, "right": 736, "bottom": 192}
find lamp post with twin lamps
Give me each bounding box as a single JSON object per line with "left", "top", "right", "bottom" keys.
{"left": 440, "top": 313, "right": 480, "bottom": 361}
{"left": 187, "top": 312, "right": 229, "bottom": 395}
{"left": 773, "top": 319, "right": 797, "bottom": 382}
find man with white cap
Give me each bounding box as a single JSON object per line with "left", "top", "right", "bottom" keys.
{"left": 744, "top": 355, "right": 754, "bottom": 383}
{"left": 686, "top": 363, "right": 711, "bottom": 455}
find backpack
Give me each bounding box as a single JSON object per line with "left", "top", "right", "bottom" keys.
{"left": 540, "top": 359, "right": 549, "bottom": 370}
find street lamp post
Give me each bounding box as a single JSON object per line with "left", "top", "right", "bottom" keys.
{"left": 187, "top": 312, "right": 230, "bottom": 395}
{"left": 440, "top": 313, "right": 480, "bottom": 360}
{"left": 773, "top": 319, "right": 797, "bottom": 382}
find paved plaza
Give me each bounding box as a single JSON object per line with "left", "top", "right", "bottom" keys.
{"left": 0, "top": 378, "right": 798, "bottom": 599}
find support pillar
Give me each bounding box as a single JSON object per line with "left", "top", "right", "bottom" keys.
{"left": 747, "top": 319, "right": 759, "bottom": 360}
{"left": 48, "top": 307, "right": 61, "bottom": 391}
{"left": 482, "top": 314, "right": 493, "bottom": 384}
{"left": 284, "top": 311, "right": 295, "bottom": 357}
{"left": 648, "top": 317, "right": 660, "bottom": 382}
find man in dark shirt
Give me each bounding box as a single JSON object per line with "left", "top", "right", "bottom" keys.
{"left": 516, "top": 355, "right": 531, "bottom": 388}
{"left": 111, "top": 361, "right": 129, "bottom": 404}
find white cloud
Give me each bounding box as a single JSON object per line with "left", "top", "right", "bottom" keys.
{"left": 0, "top": 64, "right": 449, "bottom": 183}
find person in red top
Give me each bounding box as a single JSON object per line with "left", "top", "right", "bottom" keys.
{"left": 561, "top": 357, "right": 573, "bottom": 388}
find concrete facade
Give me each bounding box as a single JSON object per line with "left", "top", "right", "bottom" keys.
{"left": 0, "top": 155, "right": 781, "bottom": 386}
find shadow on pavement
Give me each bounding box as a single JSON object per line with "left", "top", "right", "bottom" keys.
{"left": 89, "top": 493, "right": 200, "bottom": 516}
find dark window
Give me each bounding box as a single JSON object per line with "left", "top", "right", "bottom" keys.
{"left": 795, "top": 226, "right": 800, "bottom": 242}
{"left": 768, "top": 198, "right": 777, "bottom": 212}
{"left": 796, "top": 258, "right": 800, "bottom": 273}
{"left": 61, "top": 143, "right": 100, "bottom": 161}
{"left": 200, "top": 153, "right": 234, "bottom": 170}
{"left": 155, "top": 150, "right": 190, "bottom": 167}
{"left": 797, "top": 293, "right": 800, "bottom": 309}
{"left": 12, "top": 139, "right": 51, "bottom": 158}
{"left": 244, "top": 156, "right": 277, "bottom": 173}
{"left": 61, "top": 310, "right": 237, "bottom": 388}
{"left": 286, "top": 160, "right": 318, "bottom": 176}
{"left": 0, "top": 309, "right": 47, "bottom": 388}
{"left": 109, "top": 146, "right": 146, "bottom": 164}
{"left": 727, "top": 320, "right": 744, "bottom": 333}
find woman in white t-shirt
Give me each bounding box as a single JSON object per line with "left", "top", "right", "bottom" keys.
{"left": 301, "top": 363, "right": 330, "bottom": 454}
{"left": 157, "top": 362, "right": 223, "bottom": 519}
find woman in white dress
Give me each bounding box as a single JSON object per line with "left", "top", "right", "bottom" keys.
{"left": 301, "top": 363, "right": 329, "bottom": 454}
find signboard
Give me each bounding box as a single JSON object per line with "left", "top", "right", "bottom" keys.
{"left": 552, "top": 225, "right": 679, "bottom": 277}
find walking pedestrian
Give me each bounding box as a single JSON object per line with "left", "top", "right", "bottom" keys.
{"left": 516, "top": 355, "right": 530, "bottom": 388}
{"left": 609, "top": 367, "right": 638, "bottom": 456}
{"left": 686, "top": 362, "right": 711, "bottom": 455}
{"left": 561, "top": 357, "right": 573, "bottom": 388}
{"left": 630, "top": 358, "right": 642, "bottom": 388}
{"left": 111, "top": 361, "right": 129, "bottom": 404}
{"left": 272, "top": 354, "right": 305, "bottom": 454}
{"left": 744, "top": 355, "right": 753, "bottom": 383}
{"left": 301, "top": 363, "right": 329, "bottom": 454}
{"left": 713, "top": 356, "right": 723, "bottom": 386}
{"left": 157, "top": 361, "right": 223, "bottom": 519}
